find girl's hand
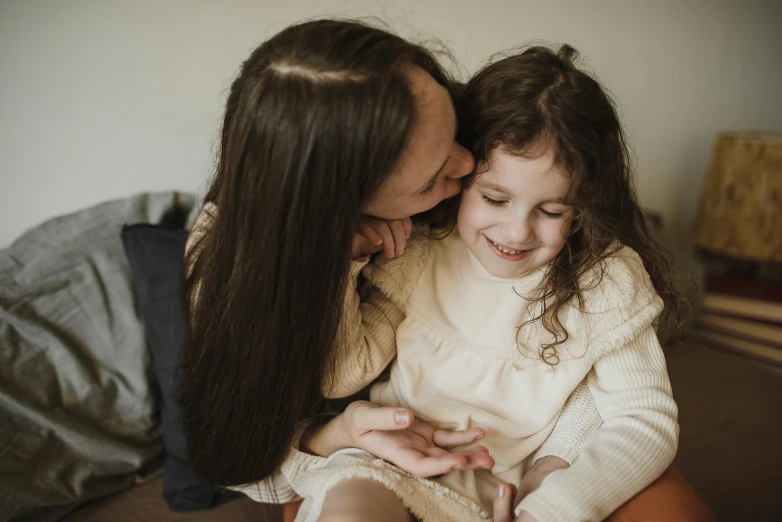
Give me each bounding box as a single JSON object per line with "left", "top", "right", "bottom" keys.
{"left": 303, "top": 401, "right": 494, "bottom": 478}
{"left": 352, "top": 216, "right": 412, "bottom": 259}
{"left": 493, "top": 456, "right": 568, "bottom": 521}
{"left": 493, "top": 484, "right": 538, "bottom": 522}
{"left": 513, "top": 456, "right": 569, "bottom": 505}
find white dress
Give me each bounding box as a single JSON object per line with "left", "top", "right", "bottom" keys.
{"left": 233, "top": 230, "right": 678, "bottom": 522}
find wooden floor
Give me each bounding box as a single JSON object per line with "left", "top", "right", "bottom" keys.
{"left": 669, "top": 342, "right": 782, "bottom": 521}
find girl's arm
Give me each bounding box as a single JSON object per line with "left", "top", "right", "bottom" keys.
{"left": 509, "top": 381, "right": 603, "bottom": 508}
{"left": 531, "top": 379, "right": 602, "bottom": 465}
{"left": 516, "top": 326, "right": 678, "bottom": 522}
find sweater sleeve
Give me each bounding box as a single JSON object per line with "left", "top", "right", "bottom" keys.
{"left": 517, "top": 327, "right": 678, "bottom": 521}
{"left": 228, "top": 469, "right": 302, "bottom": 504}
{"left": 324, "top": 257, "right": 404, "bottom": 398}
{"left": 532, "top": 379, "right": 602, "bottom": 465}
{"left": 516, "top": 248, "right": 679, "bottom": 522}
{"left": 325, "top": 232, "right": 429, "bottom": 398}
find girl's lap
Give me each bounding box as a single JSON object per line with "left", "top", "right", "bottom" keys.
{"left": 293, "top": 450, "right": 488, "bottom": 522}
{"left": 319, "top": 478, "right": 415, "bottom": 522}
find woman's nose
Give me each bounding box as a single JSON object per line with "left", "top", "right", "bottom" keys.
{"left": 445, "top": 143, "right": 475, "bottom": 180}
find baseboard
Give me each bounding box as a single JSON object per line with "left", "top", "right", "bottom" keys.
{"left": 702, "top": 293, "right": 782, "bottom": 324}
{"left": 692, "top": 329, "right": 782, "bottom": 367}
{"left": 697, "top": 313, "right": 782, "bottom": 348}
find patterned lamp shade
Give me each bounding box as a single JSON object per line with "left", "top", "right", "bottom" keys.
{"left": 693, "top": 132, "right": 782, "bottom": 262}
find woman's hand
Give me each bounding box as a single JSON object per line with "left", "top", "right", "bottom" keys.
{"left": 352, "top": 216, "right": 412, "bottom": 259}
{"left": 302, "top": 401, "right": 494, "bottom": 478}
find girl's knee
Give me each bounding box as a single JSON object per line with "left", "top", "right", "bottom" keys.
{"left": 318, "top": 479, "right": 413, "bottom": 522}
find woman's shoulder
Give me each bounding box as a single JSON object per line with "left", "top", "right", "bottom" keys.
{"left": 184, "top": 202, "right": 217, "bottom": 269}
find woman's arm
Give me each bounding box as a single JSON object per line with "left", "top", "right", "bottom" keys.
{"left": 516, "top": 326, "right": 678, "bottom": 522}
{"left": 325, "top": 257, "right": 404, "bottom": 398}
{"left": 327, "top": 223, "right": 430, "bottom": 398}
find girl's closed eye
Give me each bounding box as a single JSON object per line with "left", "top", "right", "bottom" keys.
{"left": 482, "top": 195, "right": 506, "bottom": 207}
{"left": 538, "top": 208, "right": 566, "bottom": 219}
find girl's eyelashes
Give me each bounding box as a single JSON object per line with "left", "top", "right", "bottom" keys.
{"left": 539, "top": 208, "right": 565, "bottom": 219}
{"left": 482, "top": 194, "right": 567, "bottom": 219}
{"left": 482, "top": 195, "right": 506, "bottom": 206}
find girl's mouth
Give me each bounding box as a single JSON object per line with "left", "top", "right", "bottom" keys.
{"left": 485, "top": 236, "right": 530, "bottom": 261}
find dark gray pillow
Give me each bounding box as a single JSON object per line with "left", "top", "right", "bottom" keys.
{"left": 121, "top": 222, "right": 241, "bottom": 511}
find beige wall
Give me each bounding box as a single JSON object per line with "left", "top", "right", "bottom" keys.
{"left": 1, "top": 0, "right": 781, "bottom": 248}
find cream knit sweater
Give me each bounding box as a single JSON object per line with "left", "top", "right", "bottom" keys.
{"left": 189, "top": 205, "right": 677, "bottom": 521}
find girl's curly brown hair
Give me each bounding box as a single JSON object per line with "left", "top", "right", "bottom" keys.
{"left": 452, "top": 44, "right": 690, "bottom": 362}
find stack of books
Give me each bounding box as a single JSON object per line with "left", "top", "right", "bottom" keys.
{"left": 692, "top": 275, "right": 782, "bottom": 366}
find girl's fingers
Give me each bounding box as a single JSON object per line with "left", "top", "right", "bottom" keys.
{"left": 422, "top": 443, "right": 493, "bottom": 471}
{"left": 372, "top": 221, "right": 396, "bottom": 258}
{"left": 356, "top": 216, "right": 413, "bottom": 258}
{"left": 392, "top": 448, "right": 467, "bottom": 478}
{"left": 356, "top": 222, "right": 383, "bottom": 246}
{"left": 352, "top": 234, "right": 383, "bottom": 259}
{"left": 387, "top": 219, "right": 407, "bottom": 256}
{"left": 432, "top": 427, "right": 486, "bottom": 448}
{"left": 459, "top": 447, "right": 495, "bottom": 470}
{"left": 402, "top": 216, "right": 413, "bottom": 239}
{"left": 493, "top": 483, "right": 516, "bottom": 522}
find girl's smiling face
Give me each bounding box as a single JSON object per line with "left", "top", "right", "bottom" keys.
{"left": 457, "top": 147, "right": 575, "bottom": 279}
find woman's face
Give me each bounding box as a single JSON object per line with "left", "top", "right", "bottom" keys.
{"left": 363, "top": 67, "right": 475, "bottom": 220}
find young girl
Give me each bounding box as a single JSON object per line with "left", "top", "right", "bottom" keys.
{"left": 235, "top": 44, "right": 685, "bottom": 522}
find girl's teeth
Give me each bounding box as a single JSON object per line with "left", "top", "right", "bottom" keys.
{"left": 491, "top": 241, "right": 521, "bottom": 255}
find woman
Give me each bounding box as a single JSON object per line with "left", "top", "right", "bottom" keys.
{"left": 181, "top": 18, "right": 712, "bottom": 522}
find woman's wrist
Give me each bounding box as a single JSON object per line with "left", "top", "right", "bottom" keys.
{"left": 299, "top": 413, "right": 352, "bottom": 457}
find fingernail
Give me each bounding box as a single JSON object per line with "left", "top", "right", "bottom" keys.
{"left": 497, "top": 485, "right": 506, "bottom": 499}
{"left": 374, "top": 238, "right": 383, "bottom": 245}
{"left": 394, "top": 410, "right": 409, "bottom": 425}
{"left": 396, "top": 248, "right": 404, "bottom": 256}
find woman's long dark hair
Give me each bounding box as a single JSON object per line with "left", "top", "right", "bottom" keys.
{"left": 180, "top": 19, "right": 453, "bottom": 487}
{"left": 456, "top": 45, "right": 690, "bottom": 362}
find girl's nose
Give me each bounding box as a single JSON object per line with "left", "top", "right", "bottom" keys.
{"left": 502, "top": 216, "right": 534, "bottom": 245}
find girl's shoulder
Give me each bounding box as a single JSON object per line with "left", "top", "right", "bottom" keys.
{"left": 361, "top": 226, "right": 431, "bottom": 308}
{"left": 578, "top": 243, "right": 664, "bottom": 358}
{"left": 581, "top": 244, "right": 656, "bottom": 306}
